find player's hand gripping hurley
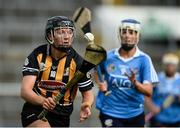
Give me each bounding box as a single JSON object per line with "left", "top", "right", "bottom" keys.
{"left": 96, "top": 66, "right": 111, "bottom": 96}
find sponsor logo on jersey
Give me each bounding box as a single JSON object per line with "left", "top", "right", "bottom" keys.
{"left": 38, "top": 80, "right": 65, "bottom": 90}
{"left": 108, "top": 74, "right": 133, "bottom": 89}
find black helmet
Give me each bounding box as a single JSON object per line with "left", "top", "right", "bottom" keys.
{"left": 45, "top": 16, "right": 75, "bottom": 44}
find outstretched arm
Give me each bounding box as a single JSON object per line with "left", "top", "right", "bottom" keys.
{"left": 133, "top": 81, "right": 153, "bottom": 97}
{"left": 125, "top": 69, "right": 153, "bottom": 97}
{"left": 79, "top": 90, "right": 94, "bottom": 122}
{"left": 145, "top": 96, "right": 160, "bottom": 114}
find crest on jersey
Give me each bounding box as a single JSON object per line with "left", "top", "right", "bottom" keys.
{"left": 107, "top": 64, "right": 116, "bottom": 73}
{"left": 39, "top": 62, "right": 46, "bottom": 71}
{"left": 24, "top": 58, "right": 29, "bottom": 66}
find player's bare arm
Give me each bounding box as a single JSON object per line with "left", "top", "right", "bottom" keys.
{"left": 125, "top": 69, "right": 153, "bottom": 97}
{"left": 21, "top": 75, "right": 56, "bottom": 110}
{"left": 21, "top": 75, "right": 45, "bottom": 105}
{"left": 145, "top": 96, "right": 160, "bottom": 114}
{"left": 79, "top": 90, "right": 94, "bottom": 122}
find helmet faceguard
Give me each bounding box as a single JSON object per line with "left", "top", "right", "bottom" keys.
{"left": 119, "top": 19, "right": 141, "bottom": 33}
{"left": 118, "top": 19, "right": 141, "bottom": 51}
{"left": 45, "top": 16, "right": 75, "bottom": 52}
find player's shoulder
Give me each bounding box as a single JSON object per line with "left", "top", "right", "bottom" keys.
{"left": 27, "top": 44, "right": 48, "bottom": 58}
{"left": 69, "top": 47, "right": 83, "bottom": 65}
{"left": 175, "top": 72, "right": 180, "bottom": 80}
{"left": 158, "top": 71, "right": 165, "bottom": 78}
{"left": 69, "top": 47, "right": 82, "bottom": 60}
{"left": 107, "top": 48, "right": 117, "bottom": 57}
{"left": 137, "top": 49, "right": 152, "bottom": 61}
{"left": 108, "top": 48, "right": 116, "bottom": 53}
{"left": 33, "top": 44, "right": 48, "bottom": 53}
{"left": 33, "top": 44, "right": 49, "bottom": 54}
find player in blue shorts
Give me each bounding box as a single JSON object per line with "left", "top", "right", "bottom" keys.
{"left": 145, "top": 53, "right": 180, "bottom": 127}
{"left": 94, "top": 19, "right": 159, "bottom": 127}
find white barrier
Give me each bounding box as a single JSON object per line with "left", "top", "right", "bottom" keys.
{"left": 0, "top": 83, "right": 20, "bottom": 96}
{"left": 0, "top": 82, "right": 99, "bottom": 96}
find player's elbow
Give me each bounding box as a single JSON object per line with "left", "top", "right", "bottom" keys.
{"left": 20, "top": 84, "right": 29, "bottom": 101}
{"left": 145, "top": 88, "right": 153, "bottom": 97}
{"left": 20, "top": 86, "right": 26, "bottom": 100}
{"left": 144, "top": 84, "right": 153, "bottom": 97}
{"left": 81, "top": 90, "right": 94, "bottom": 105}
{"left": 145, "top": 91, "right": 152, "bottom": 97}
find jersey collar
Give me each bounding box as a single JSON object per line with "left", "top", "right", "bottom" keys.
{"left": 162, "top": 72, "right": 180, "bottom": 80}
{"left": 114, "top": 46, "right": 141, "bottom": 62}
{"left": 47, "top": 44, "right": 50, "bottom": 55}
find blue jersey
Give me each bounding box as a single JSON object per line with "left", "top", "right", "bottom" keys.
{"left": 152, "top": 72, "right": 180, "bottom": 123}
{"left": 96, "top": 47, "right": 158, "bottom": 119}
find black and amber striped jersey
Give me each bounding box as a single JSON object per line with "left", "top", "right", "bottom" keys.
{"left": 22, "top": 44, "right": 93, "bottom": 115}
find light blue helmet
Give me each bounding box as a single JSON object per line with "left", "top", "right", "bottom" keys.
{"left": 118, "top": 19, "right": 141, "bottom": 51}
{"left": 119, "top": 19, "right": 141, "bottom": 33}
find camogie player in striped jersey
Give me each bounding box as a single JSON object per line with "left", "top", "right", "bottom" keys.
{"left": 94, "top": 19, "right": 159, "bottom": 127}
{"left": 20, "top": 16, "right": 94, "bottom": 127}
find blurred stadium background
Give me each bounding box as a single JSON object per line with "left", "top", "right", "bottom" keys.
{"left": 0, "top": 0, "right": 180, "bottom": 126}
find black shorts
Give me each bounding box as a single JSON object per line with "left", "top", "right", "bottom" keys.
{"left": 99, "top": 112, "right": 145, "bottom": 127}
{"left": 21, "top": 102, "right": 72, "bottom": 127}
{"left": 150, "top": 117, "right": 180, "bottom": 127}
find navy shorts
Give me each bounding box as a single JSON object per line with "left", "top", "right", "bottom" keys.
{"left": 150, "top": 117, "right": 180, "bottom": 127}
{"left": 99, "top": 112, "right": 145, "bottom": 127}
{"left": 21, "top": 102, "right": 71, "bottom": 127}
